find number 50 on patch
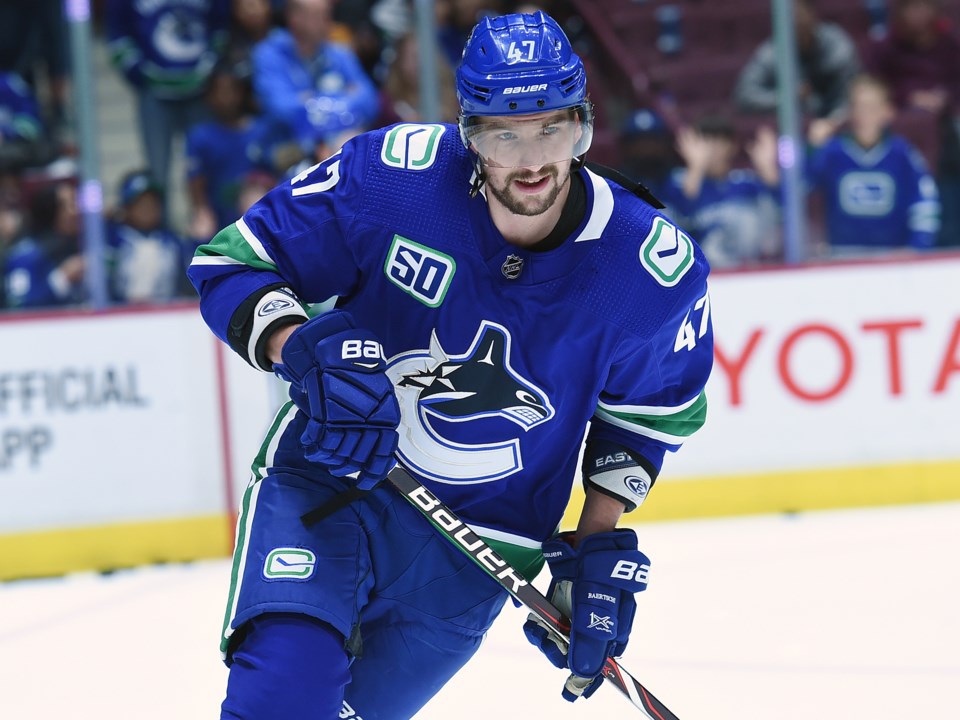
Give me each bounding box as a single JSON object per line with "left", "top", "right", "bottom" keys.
{"left": 384, "top": 235, "right": 456, "bottom": 308}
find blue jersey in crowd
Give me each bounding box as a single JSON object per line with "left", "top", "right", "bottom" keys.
{"left": 188, "top": 123, "right": 713, "bottom": 552}
{"left": 659, "top": 169, "right": 779, "bottom": 268}
{"left": 185, "top": 118, "right": 279, "bottom": 229}
{"left": 0, "top": 72, "right": 42, "bottom": 142}
{"left": 106, "top": 0, "right": 230, "bottom": 99}
{"left": 807, "top": 133, "right": 940, "bottom": 251}
{"left": 106, "top": 221, "right": 193, "bottom": 303}
{"left": 3, "top": 236, "right": 82, "bottom": 309}
{"left": 251, "top": 29, "right": 378, "bottom": 148}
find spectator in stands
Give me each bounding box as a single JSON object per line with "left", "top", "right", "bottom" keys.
{"left": 107, "top": 170, "right": 194, "bottom": 304}
{"left": 734, "top": 0, "right": 859, "bottom": 123}
{"left": 0, "top": 175, "right": 23, "bottom": 253}
{"left": 331, "top": 0, "right": 385, "bottom": 82}
{"left": 228, "top": 0, "right": 276, "bottom": 70}
{"left": 0, "top": 72, "right": 56, "bottom": 173}
{"left": 106, "top": 0, "right": 232, "bottom": 202}
{"left": 659, "top": 113, "right": 781, "bottom": 269}
{"left": 616, "top": 108, "right": 679, "bottom": 199}
{"left": 436, "top": 0, "right": 504, "bottom": 68}
{"left": 866, "top": 0, "right": 960, "bottom": 114}
{"left": 0, "top": 0, "right": 70, "bottom": 143}
{"left": 806, "top": 75, "right": 940, "bottom": 257}
{"left": 865, "top": 0, "right": 960, "bottom": 247}
{"left": 377, "top": 31, "right": 460, "bottom": 126}
{"left": 252, "top": 0, "right": 379, "bottom": 159}
{"left": 0, "top": 174, "right": 25, "bottom": 308}
{"left": 2, "top": 181, "right": 85, "bottom": 310}
{"left": 186, "top": 61, "right": 280, "bottom": 240}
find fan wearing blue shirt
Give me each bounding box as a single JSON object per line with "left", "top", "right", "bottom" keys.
{"left": 251, "top": 0, "right": 378, "bottom": 155}
{"left": 660, "top": 114, "right": 782, "bottom": 268}
{"left": 3, "top": 182, "right": 84, "bottom": 309}
{"left": 186, "top": 63, "right": 280, "bottom": 240}
{"left": 0, "top": 71, "right": 55, "bottom": 171}
{"left": 806, "top": 74, "right": 941, "bottom": 256}
{"left": 107, "top": 170, "right": 193, "bottom": 304}
{"left": 106, "top": 0, "right": 231, "bottom": 198}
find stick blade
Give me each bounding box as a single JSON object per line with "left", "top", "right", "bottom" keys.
{"left": 603, "top": 658, "right": 680, "bottom": 720}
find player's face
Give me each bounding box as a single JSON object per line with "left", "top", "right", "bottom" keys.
{"left": 473, "top": 110, "right": 579, "bottom": 217}
{"left": 483, "top": 155, "right": 573, "bottom": 218}
{"left": 467, "top": 110, "right": 582, "bottom": 169}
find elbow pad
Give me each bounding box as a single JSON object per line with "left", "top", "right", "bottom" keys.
{"left": 581, "top": 439, "right": 658, "bottom": 513}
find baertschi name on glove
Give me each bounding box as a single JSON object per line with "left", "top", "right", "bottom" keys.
{"left": 524, "top": 528, "right": 651, "bottom": 702}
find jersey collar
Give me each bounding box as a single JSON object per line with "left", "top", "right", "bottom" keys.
{"left": 469, "top": 167, "right": 615, "bottom": 285}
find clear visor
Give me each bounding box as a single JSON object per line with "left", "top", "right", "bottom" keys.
{"left": 461, "top": 109, "right": 594, "bottom": 168}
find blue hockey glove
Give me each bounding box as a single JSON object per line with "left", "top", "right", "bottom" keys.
{"left": 273, "top": 310, "right": 400, "bottom": 489}
{"left": 523, "top": 529, "right": 650, "bottom": 702}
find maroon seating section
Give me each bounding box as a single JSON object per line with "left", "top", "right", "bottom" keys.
{"left": 572, "top": 0, "right": 960, "bottom": 169}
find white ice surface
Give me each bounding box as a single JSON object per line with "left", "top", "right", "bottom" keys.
{"left": 2, "top": 502, "right": 958, "bottom": 719}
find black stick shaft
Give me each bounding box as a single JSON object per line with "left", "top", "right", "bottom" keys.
{"left": 384, "top": 465, "right": 680, "bottom": 720}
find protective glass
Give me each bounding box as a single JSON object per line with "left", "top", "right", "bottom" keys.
{"left": 461, "top": 108, "right": 594, "bottom": 168}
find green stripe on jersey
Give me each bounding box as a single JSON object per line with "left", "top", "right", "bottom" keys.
{"left": 596, "top": 390, "right": 707, "bottom": 444}
{"left": 108, "top": 38, "right": 141, "bottom": 70}
{"left": 481, "top": 536, "right": 544, "bottom": 582}
{"left": 195, "top": 222, "right": 276, "bottom": 272}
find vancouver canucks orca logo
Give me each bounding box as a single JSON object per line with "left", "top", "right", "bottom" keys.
{"left": 387, "top": 321, "right": 554, "bottom": 484}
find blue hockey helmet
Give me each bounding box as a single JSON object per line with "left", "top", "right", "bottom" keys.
{"left": 457, "top": 11, "right": 594, "bottom": 168}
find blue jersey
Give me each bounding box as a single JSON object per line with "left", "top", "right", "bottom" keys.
{"left": 107, "top": 221, "right": 192, "bottom": 303}
{"left": 807, "top": 133, "right": 940, "bottom": 251}
{"left": 185, "top": 118, "right": 276, "bottom": 229}
{"left": 0, "top": 72, "right": 42, "bottom": 142}
{"left": 188, "top": 124, "right": 713, "bottom": 547}
{"left": 659, "top": 168, "right": 779, "bottom": 269}
{"left": 251, "top": 29, "right": 379, "bottom": 148}
{"left": 106, "top": 0, "right": 230, "bottom": 99}
{"left": 3, "top": 235, "right": 83, "bottom": 309}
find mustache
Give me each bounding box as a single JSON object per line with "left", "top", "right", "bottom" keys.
{"left": 509, "top": 167, "right": 558, "bottom": 183}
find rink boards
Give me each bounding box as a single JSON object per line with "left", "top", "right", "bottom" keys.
{"left": 3, "top": 255, "right": 960, "bottom": 579}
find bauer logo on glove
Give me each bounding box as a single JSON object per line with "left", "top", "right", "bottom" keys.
{"left": 274, "top": 310, "right": 401, "bottom": 489}
{"left": 524, "top": 528, "right": 650, "bottom": 702}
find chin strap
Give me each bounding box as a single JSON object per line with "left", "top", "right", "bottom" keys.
{"left": 468, "top": 158, "right": 486, "bottom": 198}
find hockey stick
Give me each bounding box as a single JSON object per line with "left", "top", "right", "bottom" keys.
{"left": 382, "top": 465, "right": 680, "bottom": 720}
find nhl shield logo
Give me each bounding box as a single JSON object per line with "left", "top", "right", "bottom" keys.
{"left": 501, "top": 254, "right": 524, "bottom": 279}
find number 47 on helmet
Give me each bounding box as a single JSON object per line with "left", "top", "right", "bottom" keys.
{"left": 456, "top": 11, "right": 595, "bottom": 172}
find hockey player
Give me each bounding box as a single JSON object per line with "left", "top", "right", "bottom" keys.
{"left": 188, "top": 11, "right": 713, "bottom": 719}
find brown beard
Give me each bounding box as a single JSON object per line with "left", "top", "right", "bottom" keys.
{"left": 486, "top": 165, "right": 569, "bottom": 217}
